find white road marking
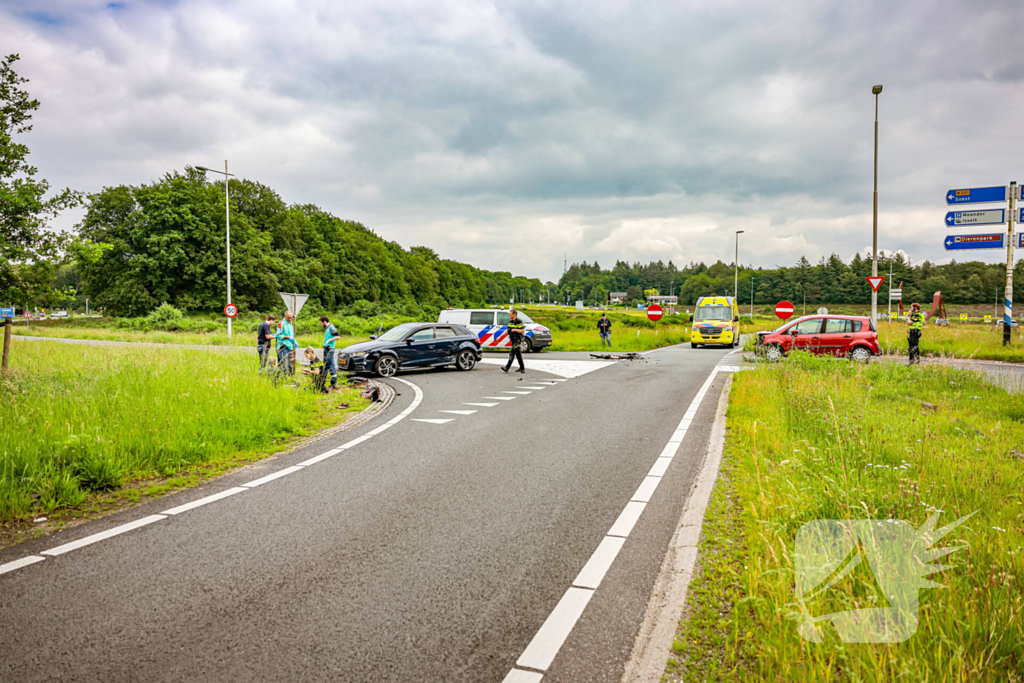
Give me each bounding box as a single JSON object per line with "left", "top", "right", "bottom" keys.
{"left": 42, "top": 515, "right": 167, "bottom": 557}
{"left": 515, "top": 587, "right": 595, "bottom": 671}
{"left": 412, "top": 418, "right": 454, "bottom": 424}
{"left": 572, "top": 536, "right": 626, "bottom": 590}
{"left": 501, "top": 669, "right": 543, "bottom": 683}
{"left": 241, "top": 465, "right": 304, "bottom": 489}
{"left": 440, "top": 410, "right": 477, "bottom": 415}
{"left": 521, "top": 386, "right": 547, "bottom": 390}
{"left": 479, "top": 358, "right": 613, "bottom": 379}
{"left": 501, "top": 391, "right": 533, "bottom": 395}
{"left": 631, "top": 476, "right": 662, "bottom": 503}
{"left": 483, "top": 396, "right": 517, "bottom": 401}
{"left": 506, "top": 363, "right": 730, "bottom": 676}
{"left": 463, "top": 402, "right": 499, "bottom": 407}
{"left": 0, "top": 555, "right": 46, "bottom": 575}
{"left": 296, "top": 448, "right": 343, "bottom": 467}
{"left": 162, "top": 487, "right": 247, "bottom": 515}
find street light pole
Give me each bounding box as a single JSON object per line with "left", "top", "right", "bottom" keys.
{"left": 735, "top": 230, "right": 744, "bottom": 299}
{"left": 871, "top": 84, "right": 883, "bottom": 326}
{"left": 195, "top": 161, "right": 235, "bottom": 337}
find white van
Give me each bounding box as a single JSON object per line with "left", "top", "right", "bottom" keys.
{"left": 437, "top": 308, "right": 553, "bottom": 353}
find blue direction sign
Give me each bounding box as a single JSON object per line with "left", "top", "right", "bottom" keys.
{"left": 1020, "top": 207, "right": 1024, "bottom": 224}
{"left": 0, "top": 307, "right": 14, "bottom": 319}
{"left": 946, "top": 186, "right": 1007, "bottom": 205}
{"left": 945, "top": 209, "right": 1005, "bottom": 227}
{"left": 1018, "top": 233, "right": 1024, "bottom": 249}
{"left": 944, "top": 233, "right": 1004, "bottom": 251}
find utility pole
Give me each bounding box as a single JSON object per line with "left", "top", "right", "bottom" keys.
{"left": 750, "top": 278, "right": 754, "bottom": 318}
{"left": 871, "top": 84, "right": 883, "bottom": 326}
{"left": 888, "top": 255, "right": 893, "bottom": 322}
{"left": 1004, "top": 181, "right": 1017, "bottom": 345}
{"left": 1, "top": 316, "right": 11, "bottom": 373}
{"left": 734, "top": 230, "right": 744, "bottom": 298}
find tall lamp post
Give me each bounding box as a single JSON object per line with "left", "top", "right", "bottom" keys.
{"left": 196, "top": 161, "right": 235, "bottom": 338}
{"left": 871, "top": 84, "right": 883, "bottom": 326}
{"left": 734, "top": 230, "right": 744, "bottom": 299}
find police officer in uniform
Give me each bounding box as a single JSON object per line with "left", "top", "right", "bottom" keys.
{"left": 907, "top": 302, "right": 925, "bottom": 365}
{"left": 502, "top": 309, "right": 527, "bottom": 374}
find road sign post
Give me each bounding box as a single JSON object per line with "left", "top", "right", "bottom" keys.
{"left": 1, "top": 308, "right": 12, "bottom": 374}
{"left": 1004, "top": 182, "right": 1017, "bottom": 346}
{"left": 647, "top": 303, "right": 663, "bottom": 322}
{"left": 775, "top": 301, "right": 795, "bottom": 320}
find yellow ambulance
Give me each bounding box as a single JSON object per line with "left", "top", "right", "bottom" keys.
{"left": 690, "top": 296, "right": 740, "bottom": 348}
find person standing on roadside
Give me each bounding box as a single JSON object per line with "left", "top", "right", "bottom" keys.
{"left": 502, "top": 309, "right": 527, "bottom": 374}
{"left": 257, "top": 314, "right": 276, "bottom": 371}
{"left": 320, "top": 315, "right": 340, "bottom": 391}
{"left": 597, "top": 313, "right": 612, "bottom": 348}
{"left": 907, "top": 302, "right": 925, "bottom": 366}
{"left": 275, "top": 310, "right": 298, "bottom": 375}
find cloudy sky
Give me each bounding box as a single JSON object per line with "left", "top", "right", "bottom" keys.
{"left": 3, "top": 0, "right": 1023, "bottom": 282}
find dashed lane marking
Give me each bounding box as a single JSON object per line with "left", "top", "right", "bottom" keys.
{"left": 483, "top": 396, "right": 517, "bottom": 401}
{"left": 440, "top": 410, "right": 477, "bottom": 415}
{"left": 412, "top": 418, "right": 454, "bottom": 424}
{"left": 501, "top": 391, "right": 533, "bottom": 395}
{"left": 478, "top": 358, "right": 613, "bottom": 379}
{"left": 463, "top": 403, "right": 499, "bottom": 407}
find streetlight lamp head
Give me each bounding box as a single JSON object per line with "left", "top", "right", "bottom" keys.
{"left": 872, "top": 85, "right": 883, "bottom": 95}
{"left": 195, "top": 166, "right": 210, "bottom": 172}
{"left": 736, "top": 230, "right": 745, "bottom": 234}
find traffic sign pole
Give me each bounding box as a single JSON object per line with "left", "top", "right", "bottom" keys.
{"left": 1005, "top": 181, "right": 1017, "bottom": 346}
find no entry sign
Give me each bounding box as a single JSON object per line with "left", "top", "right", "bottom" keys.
{"left": 775, "top": 301, "right": 795, "bottom": 320}
{"left": 647, "top": 304, "right": 663, "bottom": 321}
{"left": 224, "top": 303, "right": 238, "bottom": 318}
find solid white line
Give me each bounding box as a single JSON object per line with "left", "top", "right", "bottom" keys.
{"left": 365, "top": 424, "right": 392, "bottom": 436}
{"left": 501, "top": 669, "right": 543, "bottom": 683}
{"left": 607, "top": 501, "right": 647, "bottom": 538}
{"left": 483, "top": 396, "right": 517, "bottom": 401}
{"left": 440, "top": 410, "right": 476, "bottom": 415}
{"left": 658, "top": 442, "right": 680, "bottom": 459}
{"left": 631, "top": 476, "right": 662, "bottom": 503}
{"left": 648, "top": 457, "right": 673, "bottom": 478}
{"left": 516, "top": 587, "right": 595, "bottom": 671}
{"left": 296, "top": 448, "right": 343, "bottom": 467}
{"left": 572, "top": 535, "right": 626, "bottom": 590}
{"left": 463, "top": 402, "right": 499, "bottom": 407}
{"left": 42, "top": 515, "right": 167, "bottom": 556}
{"left": 241, "top": 465, "right": 304, "bottom": 488}
{"left": 341, "top": 433, "right": 374, "bottom": 449}
{"left": 0, "top": 555, "right": 46, "bottom": 576}
{"left": 412, "top": 418, "right": 454, "bottom": 424}
{"left": 162, "top": 487, "right": 247, "bottom": 515}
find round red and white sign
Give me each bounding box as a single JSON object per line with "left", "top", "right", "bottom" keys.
{"left": 647, "top": 303, "right": 663, "bottom": 321}
{"left": 224, "top": 303, "right": 238, "bottom": 318}
{"left": 775, "top": 301, "right": 795, "bottom": 320}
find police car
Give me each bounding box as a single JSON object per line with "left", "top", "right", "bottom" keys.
{"left": 437, "top": 308, "right": 553, "bottom": 353}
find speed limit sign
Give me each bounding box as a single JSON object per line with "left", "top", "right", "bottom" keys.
{"left": 224, "top": 303, "right": 238, "bottom": 318}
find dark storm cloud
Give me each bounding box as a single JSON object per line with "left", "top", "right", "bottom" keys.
{"left": 1, "top": 0, "right": 1022, "bottom": 279}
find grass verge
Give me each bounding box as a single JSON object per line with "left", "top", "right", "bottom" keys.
{"left": 0, "top": 340, "right": 369, "bottom": 526}
{"left": 666, "top": 353, "right": 1023, "bottom": 682}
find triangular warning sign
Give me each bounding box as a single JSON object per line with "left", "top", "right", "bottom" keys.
{"left": 866, "top": 276, "right": 885, "bottom": 292}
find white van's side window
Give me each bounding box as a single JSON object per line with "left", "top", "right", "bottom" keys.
{"left": 496, "top": 312, "right": 510, "bottom": 325}
{"left": 470, "top": 312, "right": 494, "bottom": 325}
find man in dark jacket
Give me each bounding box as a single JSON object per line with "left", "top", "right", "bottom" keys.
{"left": 502, "top": 309, "right": 527, "bottom": 374}
{"left": 598, "top": 313, "right": 612, "bottom": 347}
{"left": 257, "top": 314, "right": 276, "bottom": 371}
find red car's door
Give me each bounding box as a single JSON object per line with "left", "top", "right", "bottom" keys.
{"left": 820, "top": 318, "right": 854, "bottom": 356}
{"left": 791, "top": 318, "right": 825, "bottom": 354}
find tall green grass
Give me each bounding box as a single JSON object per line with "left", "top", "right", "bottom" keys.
{"left": 0, "top": 341, "right": 363, "bottom": 521}
{"left": 667, "top": 354, "right": 1023, "bottom": 682}
{"left": 878, "top": 321, "right": 1024, "bottom": 362}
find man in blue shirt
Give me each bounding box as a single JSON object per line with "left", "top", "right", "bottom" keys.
{"left": 320, "top": 315, "right": 341, "bottom": 390}
{"left": 275, "top": 310, "right": 297, "bottom": 375}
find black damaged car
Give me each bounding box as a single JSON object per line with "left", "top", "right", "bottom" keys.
{"left": 337, "top": 322, "right": 483, "bottom": 378}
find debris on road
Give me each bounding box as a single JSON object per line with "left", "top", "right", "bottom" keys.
{"left": 589, "top": 352, "right": 645, "bottom": 361}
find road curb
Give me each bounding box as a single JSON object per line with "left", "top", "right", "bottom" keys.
{"left": 620, "top": 373, "right": 733, "bottom": 683}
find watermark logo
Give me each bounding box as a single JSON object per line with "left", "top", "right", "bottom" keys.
{"left": 795, "top": 511, "right": 975, "bottom": 643}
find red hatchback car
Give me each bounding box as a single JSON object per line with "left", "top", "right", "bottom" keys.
{"left": 755, "top": 315, "right": 880, "bottom": 362}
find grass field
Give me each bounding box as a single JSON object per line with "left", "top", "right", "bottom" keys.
{"left": 0, "top": 340, "right": 368, "bottom": 522}
{"left": 666, "top": 354, "right": 1023, "bottom": 682}
{"left": 878, "top": 321, "right": 1024, "bottom": 363}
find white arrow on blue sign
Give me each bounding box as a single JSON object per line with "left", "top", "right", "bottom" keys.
{"left": 945, "top": 186, "right": 1007, "bottom": 205}
{"left": 945, "top": 209, "right": 1005, "bottom": 227}
{"left": 944, "top": 233, "right": 1004, "bottom": 251}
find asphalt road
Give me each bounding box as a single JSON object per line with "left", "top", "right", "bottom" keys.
{"left": 0, "top": 342, "right": 737, "bottom": 682}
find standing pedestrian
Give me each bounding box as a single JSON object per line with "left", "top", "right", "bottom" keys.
{"left": 502, "top": 309, "right": 527, "bottom": 374}
{"left": 597, "top": 313, "right": 612, "bottom": 347}
{"left": 907, "top": 302, "right": 925, "bottom": 365}
{"left": 276, "top": 310, "right": 298, "bottom": 375}
{"left": 320, "top": 315, "right": 340, "bottom": 391}
{"left": 257, "top": 314, "right": 276, "bottom": 371}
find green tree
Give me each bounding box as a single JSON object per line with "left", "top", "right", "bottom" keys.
{"left": 0, "top": 54, "right": 81, "bottom": 304}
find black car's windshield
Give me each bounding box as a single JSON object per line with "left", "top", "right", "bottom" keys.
{"left": 378, "top": 323, "right": 418, "bottom": 341}
{"left": 695, "top": 306, "right": 731, "bottom": 322}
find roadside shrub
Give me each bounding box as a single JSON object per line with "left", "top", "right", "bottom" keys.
{"left": 146, "top": 303, "right": 184, "bottom": 325}
{"left": 75, "top": 452, "right": 122, "bottom": 492}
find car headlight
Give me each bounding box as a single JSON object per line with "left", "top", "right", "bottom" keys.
{"left": 350, "top": 352, "right": 368, "bottom": 359}
{"left": 692, "top": 325, "right": 699, "bottom": 332}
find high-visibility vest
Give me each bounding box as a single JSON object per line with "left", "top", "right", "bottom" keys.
{"left": 909, "top": 312, "right": 925, "bottom": 331}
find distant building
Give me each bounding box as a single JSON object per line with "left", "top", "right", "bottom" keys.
{"left": 609, "top": 292, "right": 628, "bottom": 304}
{"left": 646, "top": 295, "right": 678, "bottom": 305}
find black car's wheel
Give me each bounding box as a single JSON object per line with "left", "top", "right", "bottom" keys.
{"left": 455, "top": 349, "right": 476, "bottom": 371}
{"left": 374, "top": 355, "right": 398, "bottom": 377}
{"left": 691, "top": 342, "right": 700, "bottom": 348}
{"left": 519, "top": 338, "right": 531, "bottom": 353}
